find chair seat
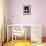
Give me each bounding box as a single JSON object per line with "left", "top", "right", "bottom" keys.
{"left": 13, "top": 31, "right": 25, "bottom": 36}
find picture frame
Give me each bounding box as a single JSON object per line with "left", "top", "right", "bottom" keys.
{"left": 23, "top": 5, "right": 31, "bottom": 15}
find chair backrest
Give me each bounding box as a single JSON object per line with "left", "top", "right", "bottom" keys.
{"left": 12, "top": 25, "right": 25, "bottom": 36}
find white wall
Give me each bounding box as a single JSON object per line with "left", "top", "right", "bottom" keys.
{"left": 7, "top": 0, "right": 46, "bottom": 37}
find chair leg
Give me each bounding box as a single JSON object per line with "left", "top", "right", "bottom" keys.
{"left": 25, "top": 31, "right": 26, "bottom": 42}
{"left": 15, "top": 36, "right": 16, "bottom": 42}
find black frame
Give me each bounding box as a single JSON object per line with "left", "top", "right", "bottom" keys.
{"left": 23, "top": 5, "right": 31, "bottom": 15}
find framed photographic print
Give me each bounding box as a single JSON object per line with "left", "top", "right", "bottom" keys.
{"left": 23, "top": 5, "right": 31, "bottom": 15}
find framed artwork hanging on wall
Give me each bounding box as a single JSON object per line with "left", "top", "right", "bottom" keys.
{"left": 23, "top": 5, "right": 31, "bottom": 15}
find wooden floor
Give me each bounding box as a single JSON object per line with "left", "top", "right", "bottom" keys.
{"left": 3, "top": 40, "right": 46, "bottom": 46}
{"left": 3, "top": 37, "right": 46, "bottom": 46}
{"left": 3, "top": 40, "right": 31, "bottom": 46}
